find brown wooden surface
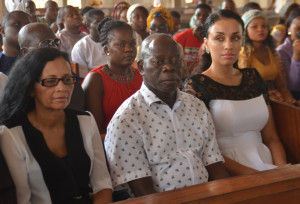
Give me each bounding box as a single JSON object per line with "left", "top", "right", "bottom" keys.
{"left": 116, "top": 164, "right": 300, "bottom": 204}
{"left": 271, "top": 101, "right": 300, "bottom": 163}
{"left": 71, "top": 63, "right": 79, "bottom": 75}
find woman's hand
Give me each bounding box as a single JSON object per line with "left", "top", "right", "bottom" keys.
{"left": 292, "top": 39, "right": 300, "bottom": 62}
{"left": 268, "top": 90, "right": 284, "bottom": 102}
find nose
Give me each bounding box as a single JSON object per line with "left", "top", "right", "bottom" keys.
{"left": 124, "top": 43, "right": 133, "bottom": 52}
{"left": 162, "top": 63, "right": 175, "bottom": 72}
{"left": 224, "top": 39, "right": 233, "bottom": 49}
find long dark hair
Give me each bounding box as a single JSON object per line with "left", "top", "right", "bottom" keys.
{"left": 286, "top": 8, "right": 300, "bottom": 29}
{"left": 0, "top": 48, "right": 70, "bottom": 124}
{"left": 193, "top": 10, "right": 244, "bottom": 74}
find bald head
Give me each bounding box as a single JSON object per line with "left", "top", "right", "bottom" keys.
{"left": 18, "top": 23, "right": 56, "bottom": 51}
{"left": 140, "top": 33, "right": 182, "bottom": 60}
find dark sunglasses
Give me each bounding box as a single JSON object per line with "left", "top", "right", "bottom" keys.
{"left": 38, "top": 39, "right": 61, "bottom": 48}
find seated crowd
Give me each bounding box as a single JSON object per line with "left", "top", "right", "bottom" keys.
{"left": 0, "top": 0, "right": 298, "bottom": 203}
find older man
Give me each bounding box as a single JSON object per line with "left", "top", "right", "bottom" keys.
{"left": 105, "top": 33, "right": 228, "bottom": 197}
{"left": 18, "top": 23, "right": 85, "bottom": 111}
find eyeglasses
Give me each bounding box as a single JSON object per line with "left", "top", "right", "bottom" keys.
{"left": 37, "top": 76, "right": 77, "bottom": 87}
{"left": 38, "top": 39, "right": 61, "bottom": 48}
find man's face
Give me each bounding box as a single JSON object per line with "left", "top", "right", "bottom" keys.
{"left": 138, "top": 36, "right": 184, "bottom": 96}
{"left": 25, "top": 2, "right": 36, "bottom": 15}
{"left": 1, "top": 12, "right": 31, "bottom": 48}
{"left": 45, "top": 3, "right": 58, "bottom": 22}
{"left": 62, "top": 7, "right": 82, "bottom": 29}
{"left": 88, "top": 14, "right": 105, "bottom": 40}
{"left": 194, "top": 8, "right": 210, "bottom": 29}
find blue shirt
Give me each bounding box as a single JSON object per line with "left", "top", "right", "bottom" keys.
{"left": 0, "top": 51, "right": 18, "bottom": 75}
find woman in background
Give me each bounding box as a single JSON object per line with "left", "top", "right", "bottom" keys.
{"left": 277, "top": 8, "right": 300, "bottom": 100}
{"left": 239, "top": 9, "right": 296, "bottom": 104}
{"left": 111, "top": 1, "right": 130, "bottom": 23}
{"left": 82, "top": 18, "right": 142, "bottom": 137}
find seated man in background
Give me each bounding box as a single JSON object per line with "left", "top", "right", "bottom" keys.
{"left": 39, "top": 0, "right": 58, "bottom": 27}
{"left": 105, "top": 33, "right": 228, "bottom": 197}
{"left": 56, "top": 5, "right": 86, "bottom": 58}
{"left": 71, "top": 9, "right": 107, "bottom": 78}
{"left": 0, "top": 11, "right": 31, "bottom": 75}
{"left": 18, "top": 23, "right": 85, "bottom": 111}
{"left": 174, "top": 3, "right": 211, "bottom": 74}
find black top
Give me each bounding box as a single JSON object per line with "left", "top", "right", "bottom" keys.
{"left": 182, "top": 68, "right": 270, "bottom": 109}
{"left": 7, "top": 109, "right": 92, "bottom": 204}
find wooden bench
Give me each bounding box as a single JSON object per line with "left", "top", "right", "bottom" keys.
{"left": 271, "top": 101, "right": 300, "bottom": 164}
{"left": 116, "top": 164, "right": 300, "bottom": 204}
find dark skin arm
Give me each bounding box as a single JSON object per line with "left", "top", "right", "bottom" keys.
{"left": 128, "top": 177, "right": 157, "bottom": 197}
{"left": 82, "top": 72, "right": 106, "bottom": 138}
{"left": 93, "top": 189, "right": 112, "bottom": 204}
{"left": 206, "top": 161, "right": 230, "bottom": 181}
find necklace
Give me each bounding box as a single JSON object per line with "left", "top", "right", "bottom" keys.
{"left": 103, "top": 65, "right": 136, "bottom": 93}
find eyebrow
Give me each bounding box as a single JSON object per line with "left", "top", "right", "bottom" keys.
{"left": 43, "top": 74, "right": 72, "bottom": 78}
{"left": 214, "top": 32, "right": 241, "bottom": 35}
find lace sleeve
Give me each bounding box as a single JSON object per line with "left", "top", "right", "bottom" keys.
{"left": 252, "top": 68, "right": 271, "bottom": 105}
{"left": 182, "top": 75, "right": 211, "bottom": 109}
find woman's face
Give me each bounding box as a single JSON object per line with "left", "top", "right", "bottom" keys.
{"left": 106, "top": 28, "right": 137, "bottom": 67}
{"left": 246, "top": 17, "right": 268, "bottom": 43}
{"left": 205, "top": 18, "right": 243, "bottom": 67}
{"left": 130, "top": 7, "right": 147, "bottom": 32}
{"left": 149, "top": 16, "right": 169, "bottom": 35}
{"left": 289, "top": 16, "right": 300, "bottom": 41}
{"left": 119, "top": 8, "right": 128, "bottom": 23}
{"left": 32, "top": 57, "right": 74, "bottom": 111}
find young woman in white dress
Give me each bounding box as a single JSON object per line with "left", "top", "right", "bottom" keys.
{"left": 183, "top": 10, "right": 289, "bottom": 176}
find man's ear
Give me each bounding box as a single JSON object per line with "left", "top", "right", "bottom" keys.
{"left": 0, "top": 26, "right": 5, "bottom": 37}
{"left": 137, "top": 60, "right": 145, "bottom": 76}
{"left": 20, "top": 47, "right": 28, "bottom": 56}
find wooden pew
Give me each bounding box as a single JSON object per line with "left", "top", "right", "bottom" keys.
{"left": 271, "top": 101, "right": 300, "bottom": 163}
{"left": 116, "top": 164, "right": 300, "bottom": 204}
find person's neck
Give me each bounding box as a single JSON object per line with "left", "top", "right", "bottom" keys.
{"left": 28, "top": 108, "right": 65, "bottom": 129}
{"left": 90, "top": 34, "right": 100, "bottom": 43}
{"left": 136, "top": 29, "right": 148, "bottom": 40}
{"left": 252, "top": 41, "right": 264, "bottom": 50}
{"left": 146, "top": 83, "right": 177, "bottom": 109}
{"left": 207, "top": 62, "right": 239, "bottom": 78}
{"left": 2, "top": 43, "right": 20, "bottom": 57}
{"left": 45, "top": 15, "right": 54, "bottom": 24}
{"left": 193, "top": 27, "right": 203, "bottom": 40}
{"left": 65, "top": 26, "right": 81, "bottom": 35}
{"left": 107, "top": 63, "right": 130, "bottom": 75}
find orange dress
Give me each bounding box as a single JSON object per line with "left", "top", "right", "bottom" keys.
{"left": 90, "top": 65, "right": 143, "bottom": 128}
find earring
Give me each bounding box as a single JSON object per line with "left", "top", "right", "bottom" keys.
{"left": 107, "top": 52, "right": 110, "bottom": 56}
{"left": 206, "top": 49, "right": 210, "bottom": 54}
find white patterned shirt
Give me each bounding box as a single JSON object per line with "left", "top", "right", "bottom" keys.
{"left": 104, "top": 83, "right": 224, "bottom": 193}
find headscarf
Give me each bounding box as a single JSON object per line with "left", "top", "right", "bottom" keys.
{"left": 242, "top": 9, "right": 267, "bottom": 29}
{"left": 126, "top": 3, "right": 144, "bottom": 24}
{"left": 147, "top": 7, "right": 174, "bottom": 32}
{"left": 111, "top": 1, "right": 130, "bottom": 20}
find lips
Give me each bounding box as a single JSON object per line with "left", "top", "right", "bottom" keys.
{"left": 222, "top": 53, "right": 234, "bottom": 59}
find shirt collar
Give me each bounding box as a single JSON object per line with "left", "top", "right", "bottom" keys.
{"left": 140, "top": 82, "right": 182, "bottom": 107}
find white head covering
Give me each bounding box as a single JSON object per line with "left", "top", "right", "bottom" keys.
{"left": 126, "top": 3, "right": 143, "bottom": 24}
